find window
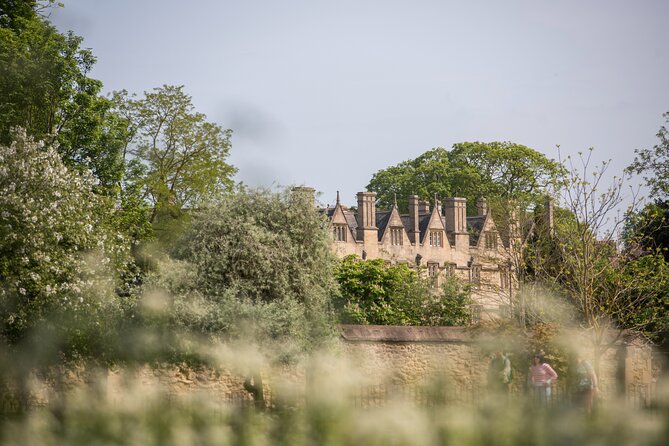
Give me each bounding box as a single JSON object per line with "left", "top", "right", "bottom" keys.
{"left": 333, "top": 224, "right": 347, "bottom": 242}
{"left": 471, "top": 265, "right": 481, "bottom": 285}
{"left": 390, "top": 227, "right": 403, "bottom": 245}
{"left": 500, "top": 267, "right": 510, "bottom": 289}
{"left": 429, "top": 230, "right": 443, "bottom": 247}
{"left": 443, "top": 263, "right": 455, "bottom": 276}
{"left": 485, "top": 232, "right": 498, "bottom": 250}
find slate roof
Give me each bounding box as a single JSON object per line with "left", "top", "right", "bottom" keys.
{"left": 343, "top": 210, "right": 358, "bottom": 233}
{"left": 375, "top": 211, "right": 392, "bottom": 241}
{"left": 418, "top": 214, "right": 432, "bottom": 244}
{"left": 467, "top": 215, "right": 486, "bottom": 247}
{"left": 324, "top": 205, "right": 494, "bottom": 248}
{"left": 400, "top": 215, "right": 413, "bottom": 231}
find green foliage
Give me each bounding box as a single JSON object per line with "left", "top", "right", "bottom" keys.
{"left": 146, "top": 187, "right": 339, "bottom": 359}
{"left": 624, "top": 200, "right": 669, "bottom": 263}
{"left": 0, "top": 130, "right": 133, "bottom": 358}
{"left": 602, "top": 254, "right": 669, "bottom": 338}
{"left": 2, "top": 348, "right": 668, "bottom": 446}
{"left": 0, "top": 11, "right": 126, "bottom": 189}
{"left": 115, "top": 85, "right": 237, "bottom": 222}
{"left": 367, "top": 142, "right": 565, "bottom": 213}
{"left": 523, "top": 149, "right": 669, "bottom": 364}
{"left": 335, "top": 255, "right": 472, "bottom": 326}
{"left": 628, "top": 111, "right": 669, "bottom": 200}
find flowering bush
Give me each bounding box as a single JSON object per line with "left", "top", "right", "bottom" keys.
{"left": 0, "top": 129, "right": 132, "bottom": 354}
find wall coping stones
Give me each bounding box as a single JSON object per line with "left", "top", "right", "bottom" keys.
{"left": 339, "top": 325, "right": 474, "bottom": 343}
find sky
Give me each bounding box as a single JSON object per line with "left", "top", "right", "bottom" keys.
{"left": 50, "top": 0, "right": 669, "bottom": 209}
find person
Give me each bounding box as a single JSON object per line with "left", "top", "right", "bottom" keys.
{"left": 528, "top": 353, "right": 558, "bottom": 406}
{"left": 574, "top": 355, "right": 598, "bottom": 414}
{"left": 487, "top": 351, "right": 512, "bottom": 395}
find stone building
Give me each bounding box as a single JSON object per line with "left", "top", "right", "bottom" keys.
{"left": 323, "top": 190, "right": 518, "bottom": 317}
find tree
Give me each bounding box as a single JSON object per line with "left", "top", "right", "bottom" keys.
{"left": 142, "top": 186, "right": 338, "bottom": 405}
{"left": 526, "top": 149, "right": 667, "bottom": 371}
{"left": 149, "top": 186, "right": 338, "bottom": 354}
{"left": 0, "top": 1, "right": 61, "bottom": 31}
{"left": 367, "top": 142, "right": 565, "bottom": 213}
{"left": 0, "top": 129, "right": 133, "bottom": 356}
{"left": 116, "top": 86, "right": 237, "bottom": 223}
{"left": 625, "top": 112, "right": 669, "bottom": 266}
{"left": 623, "top": 200, "right": 669, "bottom": 262}
{"left": 0, "top": 8, "right": 127, "bottom": 190}
{"left": 628, "top": 111, "right": 669, "bottom": 200}
{"left": 334, "top": 255, "right": 472, "bottom": 326}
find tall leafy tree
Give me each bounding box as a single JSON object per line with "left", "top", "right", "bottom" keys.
{"left": 624, "top": 200, "right": 669, "bottom": 262}
{"left": 117, "top": 86, "right": 236, "bottom": 223}
{"left": 629, "top": 111, "right": 669, "bottom": 200}
{"left": 367, "top": 142, "right": 565, "bottom": 213}
{"left": 526, "top": 150, "right": 669, "bottom": 369}
{"left": 0, "top": 1, "right": 127, "bottom": 190}
{"left": 626, "top": 112, "right": 669, "bottom": 266}
{"left": 148, "top": 186, "right": 338, "bottom": 354}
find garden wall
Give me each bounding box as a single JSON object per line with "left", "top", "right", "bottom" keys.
{"left": 2, "top": 326, "right": 657, "bottom": 410}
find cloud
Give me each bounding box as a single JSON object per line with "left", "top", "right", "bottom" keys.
{"left": 216, "top": 101, "right": 284, "bottom": 147}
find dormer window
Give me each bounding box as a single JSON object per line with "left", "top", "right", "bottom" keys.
{"left": 429, "top": 230, "right": 443, "bottom": 247}
{"left": 390, "top": 227, "right": 403, "bottom": 245}
{"left": 333, "top": 224, "right": 347, "bottom": 242}
{"left": 485, "top": 231, "right": 498, "bottom": 250}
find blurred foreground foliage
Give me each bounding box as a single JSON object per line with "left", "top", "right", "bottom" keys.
{"left": 0, "top": 348, "right": 668, "bottom": 446}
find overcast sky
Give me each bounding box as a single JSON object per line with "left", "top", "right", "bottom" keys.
{"left": 50, "top": 0, "right": 669, "bottom": 208}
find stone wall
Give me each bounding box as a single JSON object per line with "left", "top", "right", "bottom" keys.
{"left": 2, "top": 326, "right": 658, "bottom": 410}
{"left": 338, "top": 325, "right": 656, "bottom": 405}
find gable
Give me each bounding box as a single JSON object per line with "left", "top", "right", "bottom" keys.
{"left": 330, "top": 204, "right": 356, "bottom": 242}
{"left": 379, "top": 206, "right": 408, "bottom": 244}
{"left": 468, "top": 214, "right": 502, "bottom": 249}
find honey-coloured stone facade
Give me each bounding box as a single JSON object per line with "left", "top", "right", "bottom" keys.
{"left": 321, "top": 189, "right": 517, "bottom": 315}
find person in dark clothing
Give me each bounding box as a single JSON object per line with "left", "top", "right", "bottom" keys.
{"left": 488, "top": 351, "right": 512, "bottom": 394}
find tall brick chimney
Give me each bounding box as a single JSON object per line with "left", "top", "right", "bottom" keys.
{"left": 444, "top": 197, "right": 469, "bottom": 252}
{"left": 357, "top": 192, "right": 378, "bottom": 257}
{"left": 408, "top": 195, "right": 420, "bottom": 245}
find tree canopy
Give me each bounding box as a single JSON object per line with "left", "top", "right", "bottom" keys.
{"left": 147, "top": 187, "right": 338, "bottom": 359}
{"left": 367, "top": 142, "right": 565, "bottom": 213}
{"left": 629, "top": 112, "right": 669, "bottom": 200}
{"left": 116, "top": 86, "right": 237, "bottom": 223}
{"left": 0, "top": 6, "right": 127, "bottom": 189}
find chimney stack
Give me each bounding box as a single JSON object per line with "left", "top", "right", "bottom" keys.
{"left": 408, "top": 195, "right": 420, "bottom": 245}
{"left": 444, "top": 197, "right": 469, "bottom": 254}
{"left": 356, "top": 192, "right": 378, "bottom": 257}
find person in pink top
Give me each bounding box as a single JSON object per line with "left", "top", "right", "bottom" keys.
{"left": 528, "top": 353, "right": 558, "bottom": 406}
